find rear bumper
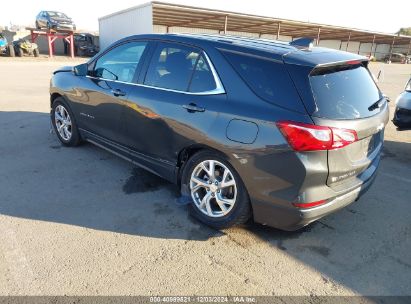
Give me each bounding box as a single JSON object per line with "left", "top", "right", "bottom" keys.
{"left": 393, "top": 107, "right": 411, "bottom": 127}
{"left": 252, "top": 163, "right": 378, "bottom": 231}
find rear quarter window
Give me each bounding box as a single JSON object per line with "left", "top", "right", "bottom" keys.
{"left": 221, "top": 50, "right": 305, "bottom": 113}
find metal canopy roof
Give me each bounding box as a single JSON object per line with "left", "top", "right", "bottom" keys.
{"left": 151, "top": 1, "right": 411, "bottom": 47}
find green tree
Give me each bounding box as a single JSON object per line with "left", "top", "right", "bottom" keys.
{"left": 397, "top": 27, "right": 411, "bottom": 35}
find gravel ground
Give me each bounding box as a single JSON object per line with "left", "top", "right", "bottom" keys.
{"left": 0, "top": 56, "right": 410, "bottom": 297}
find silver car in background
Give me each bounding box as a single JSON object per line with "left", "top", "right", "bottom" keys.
{"left": 393, "top": 77, "right": 411, "bottom": 128}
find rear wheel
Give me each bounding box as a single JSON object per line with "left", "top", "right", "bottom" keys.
{"left": 17, "top": 48, "right": 23, "bottom": 57}
{"left": 182, "top": 151, "right": 251, "bottom": 229}
{"left": 51, "top": 98, "right": 81, "bottom": 146}
{"left": 33, "top": 48, "right": 39, "bottom": 57}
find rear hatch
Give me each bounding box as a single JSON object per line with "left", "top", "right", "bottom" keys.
{"left": 285, "top": 52, "right": 389, "bottom": 190}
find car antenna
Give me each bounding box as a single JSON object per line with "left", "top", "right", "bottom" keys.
{"left": 290, "top": 38, "right": 314, "bottom": 49}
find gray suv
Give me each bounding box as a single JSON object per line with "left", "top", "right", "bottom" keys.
{"left": 49, "top": 34, "right": 389, "bottom": 230}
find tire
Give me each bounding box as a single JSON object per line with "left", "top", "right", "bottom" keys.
{"left": 33, "top": 48, "right": 39, "bottom": 57}
{"left": 51, "top": 97, "right": 81, "bottom": 147}
{"left": 7, "top": 45, "right": 15, "bottom": 57}
{"left": 35, "top": 21, "right": 41, "bottom": 30}
{"left": 392, "top": 120, "right": 408, "bottom": 129}
{"left": 76, "top": 47, "right": 83, "bottom": 57}
{"left": 17, "top": 48, "right": 23, "bottom": 57}
{"left": 181, "top": 150, "right": 252, "bottom": 229}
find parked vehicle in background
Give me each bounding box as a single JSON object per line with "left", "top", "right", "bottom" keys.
{"left": 0, "top": 33, "right": 8, "bottom": 54}
{"left": 74, "top": 33, "right": 99, "bottom": 56}
{"left": 49, "top": 34, "right": 389, "bottom": 231}
{"left": 13, "top": 39, "right": 39, "bottom": 57}
{"left": 384, "top": 53, "right": 406, "bottom": 63}
{"left": 35, "top": 11, "right": 76, "bottom": 31}
{"left": 0, "top": 33, "right": 14, "bottom": 56}
{"left": 393, "top": 77, "right": 411, "bottom": 128}
{"left": 406, "top": 55, "right": 411, "bottom": 64}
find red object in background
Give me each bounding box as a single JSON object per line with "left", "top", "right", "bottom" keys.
{"left": 29, "top": 27, "right": 75, "bottom": 58}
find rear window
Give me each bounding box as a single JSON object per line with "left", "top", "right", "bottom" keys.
{"left": 222, "top": 51, "right": 305, "bottom": 112}
{"left": 309, "top": 64, "right": 382, "bottom": 119}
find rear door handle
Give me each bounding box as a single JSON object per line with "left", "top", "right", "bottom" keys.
{"left": 111, "top": 89, "right": 126, "bottom": 97}
{"left": 182, "top": 103, "right": 205, "bottom": 113}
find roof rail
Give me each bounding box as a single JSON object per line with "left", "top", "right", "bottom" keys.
{"left": 289, "top": 38, "right": 314, "bottom": 49}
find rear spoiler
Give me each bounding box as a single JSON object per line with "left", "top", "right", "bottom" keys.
{"left": 314, "top": 59, "right": 369, "bottom": 68}
{"left": 283, "top": 41, "right": 368, "bottom": 68}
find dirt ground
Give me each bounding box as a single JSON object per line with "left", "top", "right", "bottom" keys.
{"left": 0, "top": 56, "right": 410, "bottom": 297}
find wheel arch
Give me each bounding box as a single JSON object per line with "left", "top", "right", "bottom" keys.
{"left": 176, "top": 144, "right": 231, "bottom": 187}
{"left": 50, "top": 93, "right": 72, "bottom": 110}
{"left": 50, "top": 93, "right": 62, "bottom": 108}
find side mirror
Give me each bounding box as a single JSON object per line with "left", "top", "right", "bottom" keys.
{"left": 73, "top": 63, "right": 88, "bottom": 76}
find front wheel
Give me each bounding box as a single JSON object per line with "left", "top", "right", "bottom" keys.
{"left": 181, "top": 151, "right": 251, "bottom": 229}
{"left": 51, "top": 98, "right": 81, "bottom": 146}
{"left": 33, "top": 48, "right": 39, "bottom": 57}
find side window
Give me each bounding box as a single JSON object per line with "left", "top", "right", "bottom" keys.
{"left": 93, "top": 41, "right": 147, "bottom": 83}
{"left": 144, "top": 43, "right": 200, "bottom": 91}
{"left": 189, "top": 54, "right": 217, "bottom": 93}
{"left": 222, "top": 50, "right": 302, "bottom": 111}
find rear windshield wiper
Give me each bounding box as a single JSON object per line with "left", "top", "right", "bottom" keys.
{"left": 368, "top": 98, "right": 386, "bottom": 111}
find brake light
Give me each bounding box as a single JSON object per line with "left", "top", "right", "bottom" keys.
{"left": 293, "top": 200, "right": 327, "bottom": 209}
{"left": 276, "top": 121, "right": 358, "bottom": 151}
{"left": 346, "top": 60, "right": 362, "bottom": 65}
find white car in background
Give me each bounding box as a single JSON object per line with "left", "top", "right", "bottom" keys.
{"left": 393, "top": 77, "right": 411, "bottom": 128}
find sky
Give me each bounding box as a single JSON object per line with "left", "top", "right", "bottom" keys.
{"left": 1, "top": 0, "right": 409, "bottom": 34}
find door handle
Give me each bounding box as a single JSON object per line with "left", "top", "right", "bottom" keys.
{"left": 111, "top": 89, "right": 126, "bottom": 97}
{"left": 182, "top": 103, "right": 205, "bottom": 113}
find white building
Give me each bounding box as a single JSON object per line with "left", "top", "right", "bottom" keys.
{"left": 99, "top": 1, "right": 411, "bottom": 60}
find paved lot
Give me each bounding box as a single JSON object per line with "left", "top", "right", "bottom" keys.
{"left": 0, "top": 57, "right": 410, "bottom": 297}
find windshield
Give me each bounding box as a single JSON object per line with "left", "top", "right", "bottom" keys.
{"left": 309, "top": 64, "right": 382, "bottom": 119}
{"left": 48, "top": 12, "right": 68, "bottom": 18}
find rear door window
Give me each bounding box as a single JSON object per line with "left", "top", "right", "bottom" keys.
{"left": 221, "top": 50, "right": 305, "bottom": 112}
{"left": 309, "top": 64, "right": 382, "bottom": 119}
{"left": 144, "top": 43, "right": 201, "bottom": 92}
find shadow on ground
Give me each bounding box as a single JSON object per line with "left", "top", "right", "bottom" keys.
{"left": 1, "top": 111, "right": 411, "bottom": 296}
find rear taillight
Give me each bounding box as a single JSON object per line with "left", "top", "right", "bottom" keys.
{"left": 292, "top": 200, "right": 327, "bottom": 209}
{"left": 276, "top": 121, "right": 358, "bottom": 152}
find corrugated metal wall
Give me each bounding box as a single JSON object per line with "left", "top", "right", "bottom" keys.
{"left": 99, "top": 3, "right": 153, "bottom": 50}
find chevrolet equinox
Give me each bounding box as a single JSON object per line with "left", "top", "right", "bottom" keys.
{"left": 50, "top": 34, "right": 389, "bottom": 230}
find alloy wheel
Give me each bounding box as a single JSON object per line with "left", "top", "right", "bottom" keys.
{"left": 54, "top": 105, "right": 72, "bottom": 141}
{"left": 190, "top": 160, "right": 237, "bottom": 218}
